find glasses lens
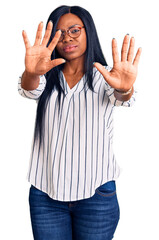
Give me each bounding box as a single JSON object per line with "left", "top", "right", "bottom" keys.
{"left": 58, "top": 26, "right": 81, "bottom": 41}
{"left": 69, "top": 27, "right": 81, "bottom": 38}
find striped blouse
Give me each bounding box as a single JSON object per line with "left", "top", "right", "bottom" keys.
{"left": 18, "top": 66, "right": 136, "bottom": 202}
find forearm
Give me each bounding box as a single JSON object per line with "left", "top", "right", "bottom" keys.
{"left": 21, "top": 70, "right": 40, "bottom": 90}
{"left": 114, "top": 86, "right": 134, "bottom": 101}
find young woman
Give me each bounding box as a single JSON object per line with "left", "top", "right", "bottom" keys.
{"left": 18, "top": 5, "right": 141, "bottom": 240}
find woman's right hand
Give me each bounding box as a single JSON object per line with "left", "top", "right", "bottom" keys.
{"left": 22, "top": 21, "right": 65, "bottom": 76}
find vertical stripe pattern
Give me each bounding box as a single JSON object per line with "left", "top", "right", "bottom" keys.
{"left": 18, "top": 66, "right": 136, "bottom": 201}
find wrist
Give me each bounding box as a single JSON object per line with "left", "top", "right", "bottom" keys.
{"left": 114, "top": 86, "right": 134, "bottom": 101}
{"left": 115, "top": 87, "right": 133, "bottom": 94}
{"left": 24, "top": 70, "right": 40, "bottom": 79}
{"left": 21, "top": 70, "right": 40, "bottom": 90}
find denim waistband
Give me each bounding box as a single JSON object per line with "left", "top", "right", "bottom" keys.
{"left": 97, "top": 180, "right": 116, "bottom": 192}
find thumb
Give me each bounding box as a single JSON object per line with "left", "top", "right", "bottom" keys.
{"left": 93, "top": 62, "right": 110, "bottom": 81}
{"left": 48, "top": 58, "right": 66, "bottom": 70}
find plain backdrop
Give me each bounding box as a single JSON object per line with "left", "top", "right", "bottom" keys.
{"left": 1, "top": 0, "right": 159, "bottom": 239}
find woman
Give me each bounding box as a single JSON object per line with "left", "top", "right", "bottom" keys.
{"left": 18, "top": 5, "right": 141, "bottom": 240}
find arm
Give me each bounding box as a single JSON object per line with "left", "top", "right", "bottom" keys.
{"left": 18, "top": 73, "right": 46, "bottom": 100}
{"left": 105, "top": 83, "right": 136, "bottom": 107}
{"left": 21, "top": 70, "right": 40, "bottom": 90}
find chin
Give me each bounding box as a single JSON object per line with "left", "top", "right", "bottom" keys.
{"left": 64, "top": 54, "right": 83, "bottom": 62}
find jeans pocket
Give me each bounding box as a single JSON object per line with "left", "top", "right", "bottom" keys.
{"left": 95, "top": 180, "right": 116, "bottom": 197}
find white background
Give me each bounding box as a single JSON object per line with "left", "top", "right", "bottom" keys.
{"left": 1, "top": 0, "right": 159, "bottom": 239}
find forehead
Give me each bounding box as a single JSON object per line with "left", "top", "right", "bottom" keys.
{"left": 56, "top": 13, "right": 84, "bottom": 29}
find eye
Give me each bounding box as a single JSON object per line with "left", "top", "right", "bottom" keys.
{"left": 70, "top": 27, "right": 80, "bottom": 34}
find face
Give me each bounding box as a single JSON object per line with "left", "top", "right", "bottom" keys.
{"left": 56, "top": 13, "right": 87, "bottom": 62}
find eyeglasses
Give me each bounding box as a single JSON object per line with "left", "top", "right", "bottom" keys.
{"left": 56, "top": 24, "right": 85, "bottom": 42}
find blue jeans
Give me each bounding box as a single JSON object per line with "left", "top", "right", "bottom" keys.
{"left": 29, "top": 181, "right": 120, "bottom": 240}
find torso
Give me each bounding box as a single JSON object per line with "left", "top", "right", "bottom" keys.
{"left": 62, "top": 72, "right": 85, "bottom": 89}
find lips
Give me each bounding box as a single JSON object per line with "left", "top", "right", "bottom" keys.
{"left": 63, "top": 45, "right": 78, "bottom": 53}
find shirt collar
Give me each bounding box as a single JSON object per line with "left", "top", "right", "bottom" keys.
{"left": 59, "top": 70, "right": 87, "bottom": 96}
{"left": 58, "top": 67, "right": 99, "bottom": 96}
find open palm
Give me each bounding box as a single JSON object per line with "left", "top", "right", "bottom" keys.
{"left": 94, "top": 35, "right": 142, "bottom": 91}
{"left": 22, "top": 21, "right": 65, "bottom": 76}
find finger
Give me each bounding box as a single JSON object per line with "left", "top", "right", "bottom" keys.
{"left": 127, "top": 37, "right": 135, "bottom": 62}
{"left": 22, "top": 30, "right": 31, "bottom": 49}
{"left": 47, "top": 30, "right": 62, "bottom": 52}
{"left": 112, "top": 38, "right": 120, "bottom": 64}
{"left": 94, "top": 62, "right": 111, "bottom": 81}
{"left": 41, "top": 21, "right": 53, "bottom": 46}
{"left": 34, "top": 21, "right": 43, "bottom": 46}
{"left": 47, "top": 58, "right": 66, "bottom": 71}
{"left": 94, "top": 62, "right": 119, "bottom": 89}
{"left": 133, "top": 47, "right": 142, "bottom": 67}
{"left": 121, "top": 34, "right": 130, "bottom": 61}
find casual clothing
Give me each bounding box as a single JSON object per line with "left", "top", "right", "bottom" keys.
{"left": 18, "top": 66, "right": 136, "bottom": 202}
{"left": 29, "top": 180, "right": 120, "bottom": 240}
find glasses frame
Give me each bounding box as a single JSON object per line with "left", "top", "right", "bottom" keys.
{"left": 56, "top": 24, "right": 85, "bottom": 42}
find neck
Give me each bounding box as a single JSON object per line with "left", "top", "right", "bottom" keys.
{"left": 62, "top": 56, "right": 85, "bottom": 75}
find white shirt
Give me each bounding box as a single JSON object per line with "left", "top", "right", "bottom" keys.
{"left": 18, "top": 66, "right": 136, "bottom": 201}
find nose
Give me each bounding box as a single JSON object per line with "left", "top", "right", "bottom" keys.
{"left": 62, "top": 32, "right": 73, "bottom": 42}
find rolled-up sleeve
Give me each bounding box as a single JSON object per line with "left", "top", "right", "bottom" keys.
{"left": 103, "top": 66, "right": 136, "bottom": 107}
{"left": 18, "top": 74, "right": 46, "bottom": 100}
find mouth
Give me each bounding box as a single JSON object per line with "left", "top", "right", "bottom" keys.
{"left": 63, "top": 45, "right": 78, "bottom": 53}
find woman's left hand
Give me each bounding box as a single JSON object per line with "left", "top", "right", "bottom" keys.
{"left": 94, "top": 34, "right": 142, "bottom": 92}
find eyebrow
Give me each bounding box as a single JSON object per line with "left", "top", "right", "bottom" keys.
{"left": 56, "top": 24, "right": 80, "bottom": 31}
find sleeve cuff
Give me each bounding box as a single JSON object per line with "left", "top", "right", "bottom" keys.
{"left": 107, "top": 87, "right": 137, "bottom": 107}
{"left": 18, "top": 75, "right": 46, "bottom": 100}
